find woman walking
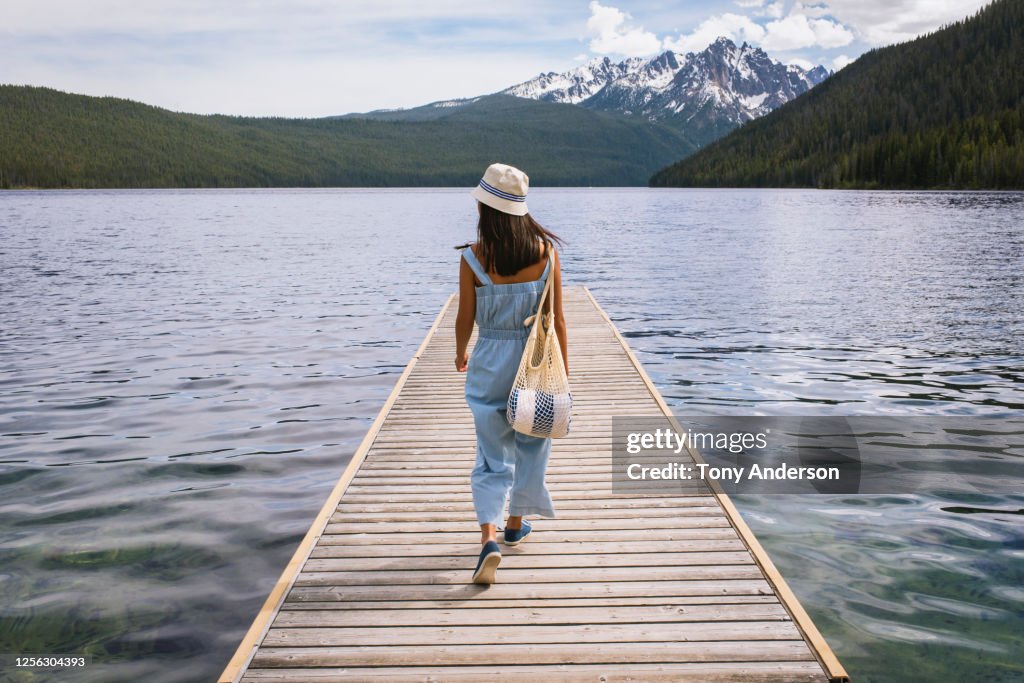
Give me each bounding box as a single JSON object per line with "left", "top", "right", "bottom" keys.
{"left": 455, "top": 163, "right": 568, "bottom": 584}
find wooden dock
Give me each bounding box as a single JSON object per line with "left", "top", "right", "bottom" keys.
{"left": 220, "top": 286, "right": 848, "bottom": 682}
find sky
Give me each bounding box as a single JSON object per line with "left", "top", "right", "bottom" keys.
{"left": 2, "top": 0, "right": 991, "bottom": 117}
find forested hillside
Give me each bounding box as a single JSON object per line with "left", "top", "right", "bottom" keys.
{"left": 650, "top": 0, "right": 1024, "bottom": 189}
{"left": 0, "top": 89, "right": 695, "bottom": 188}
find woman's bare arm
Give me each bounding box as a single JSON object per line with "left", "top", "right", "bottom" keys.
{"left": 551, "top": 246, "right": 568, "bottom": 378}
{"left": 455, "top": 252, "right": 477, "bottom": 372}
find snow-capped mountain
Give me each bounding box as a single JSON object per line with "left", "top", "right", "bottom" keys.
{"left": 503, "top": 37, "right": 829, "bottom": 144}
{"left": 504, "top": 55, "right": 646, "bottom": 105}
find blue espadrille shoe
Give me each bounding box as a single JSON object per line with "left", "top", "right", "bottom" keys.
{"left": 472, "top": 540, "right": 502, "bottom": 584}
{"left": 503, "top": 519, "right": 532, "bottom": 546}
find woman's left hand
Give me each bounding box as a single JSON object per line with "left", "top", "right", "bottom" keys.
{"left": 455, "top": 352, "right": 469, "bottom": 372}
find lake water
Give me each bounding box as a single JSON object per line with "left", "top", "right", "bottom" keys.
{"left": 1, "top": 188, "right": 1022, "bottom": 682}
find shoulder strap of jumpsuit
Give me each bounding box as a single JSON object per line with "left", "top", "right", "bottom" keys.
{"left": 461, "top": 248, "right": 492, "bottom": 286}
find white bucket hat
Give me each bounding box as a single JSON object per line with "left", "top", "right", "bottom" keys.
{"left": 471, "top": 163, "right": 529, "bottom": 216}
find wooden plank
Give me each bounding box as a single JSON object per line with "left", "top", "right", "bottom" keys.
{"left": 248, "top": 641, "right": 816, "bottom": 668}
{"left": 260, "top": 620, "right": 805, "bottom": 646}
{"left": 271, "top": 602, "right": 791, "bottom": 627}
{"left": 333, "top": 494, "right": 713, "bottom": 504}
{"left": 334, "top": 497, "right": 720, "bottom": 511}
{"left": 239, "top": 661, "right": 827, "bottom": 682}
{"left": 293, "top": 564, "right": 765, "bottom": 586}
{"left": 302, "top": 551, "right": 754, "bottom": 571}
{"left": 315, "top": 528, "right": 739, "bottom": 545}
{"left": 340, "top": 482, "right": 707, "bottom": 493}
{"left": 308, "top": 539, "right": 749, "bottom": 558}
{"left": 322, "top": 517, "right": 731, "bottom": 533}
{"left": 329, "top": 506, "right": 725, "bottom": 522}
{"left": 285, "top": 579, "right": 775, "bottom": 602}
{"left": 283, "top": 594, "right": 784, "bottom": 610}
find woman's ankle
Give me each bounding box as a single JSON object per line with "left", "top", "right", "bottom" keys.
{"left": 505, "top": 515, "right": 522, "bottom": 530}
{"left": 480, "top": 523, "right": 497, "bottom": 545}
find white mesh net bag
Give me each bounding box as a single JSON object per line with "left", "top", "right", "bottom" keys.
{"left": 507, "top": 261, "right": 572, "bottom": 438}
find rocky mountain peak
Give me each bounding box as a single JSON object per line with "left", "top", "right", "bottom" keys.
{"left": 502, "top": 38, "right": 830, "bottom": 145}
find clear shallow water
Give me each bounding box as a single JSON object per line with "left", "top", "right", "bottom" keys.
{"left": 1, "top": 188, "right": 1022, "bottom": 682}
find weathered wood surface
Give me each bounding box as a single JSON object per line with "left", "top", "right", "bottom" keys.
{"left": 220, "top": 286, "right": 848, "bottom": 683}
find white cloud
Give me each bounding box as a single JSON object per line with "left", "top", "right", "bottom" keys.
{"left": 665, "top": 0, "right": 985, "bottom": 61}
{"left": 793, "top": 2, "right": 831, "bottom": 18}
{"left": 665, "top": 5, "right": 853, "bottom": 54}
{"left": 586, "top": 1, "right": 662, "bottom": 57}
{"left": 832, "top": 54, "right": 854, "bottom": 70}
{"left": 807, "top": 16, "right": 856, "bottom": 47}
{"left": 786, "top": 57, "right": 815, "bottom": 70}
{"left": 662, "top": 13, "right": 766, "bottom": 53}
{"left": 822, "top": 0, "right": 991, "bottom": 46}
{"left": 762, "top": 13, "right": 853, "bottom": 50}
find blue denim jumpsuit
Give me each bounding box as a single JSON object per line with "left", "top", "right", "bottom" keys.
{"left": 462, "top": 248, "right": 556, "bottom": 528}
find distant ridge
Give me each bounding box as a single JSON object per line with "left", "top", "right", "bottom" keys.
{"left": 0, "top": 89, "right": 693, "bottom": 189}
{"left": 650, "top": 0, "right": 1024, "bottom": 189}
{"left": 1, "top": 36, "right": 833, "bottom": 189}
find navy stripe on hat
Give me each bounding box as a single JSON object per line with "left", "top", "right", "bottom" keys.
{"left": 479, "top": 179, "right": 526, "bottom": 202}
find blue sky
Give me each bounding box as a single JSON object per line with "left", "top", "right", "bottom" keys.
{"left": 2, "top": 0, "right": 990, "bottom": 117}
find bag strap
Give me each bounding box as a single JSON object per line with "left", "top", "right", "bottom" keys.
{"left": 523, "top": 245, "right": 554, "bottom": 330}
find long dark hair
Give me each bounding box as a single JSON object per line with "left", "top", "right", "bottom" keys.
{"left": 457, "top": 202, "right": 565, "bottom": 276}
